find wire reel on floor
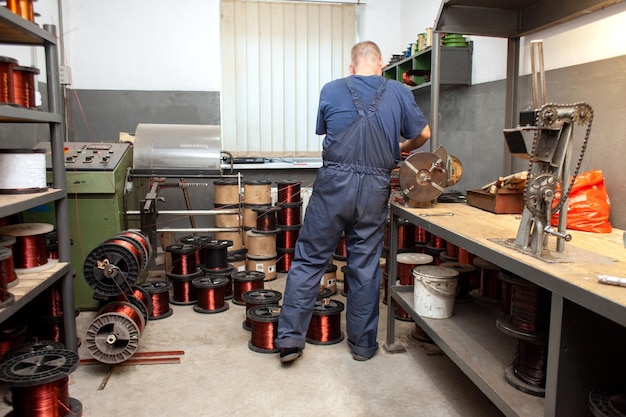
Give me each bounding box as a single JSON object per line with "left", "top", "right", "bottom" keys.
{"left": 83, "top": 230, "right": 151, "bottom": 300}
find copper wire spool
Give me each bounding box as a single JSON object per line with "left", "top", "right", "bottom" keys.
{"left": 510, "top": 339, "right": 548, "bottom": 394}
{"left": 242, "top": 289, "right": 282, "bottom": 331}
{"left": 431, "top": 235, "right": 446, "bottom": 249}
{"left": 243, "top": 204, "right": 264, "bottom": 228}
{"left": 31, "top": 280, "right": 64, "bottom": 317}
{"left": 276, "top": 202, "right": 302, "bottom": 227}
{"left": 446, "top": 241, "right": 459, "bottom": 258}
{"left": 276, "top": 180, "right": 302, "bottom": 204}
{"left": 0, "top": 223, "right": 53, "bottom": 270}
{"left": 0, "top": 235, "right": 18, "bottom": 288}
{"left": 0, "top": 56, "right": 17, "bottom": 104}
{"left": 243, "top": 180, "right": 272, "bottom": 205}
{"left": 276, "top": 225, "right": 300, "bottom": 249}
{"left": 0, "top": 247, "right": 15, "bottom": 307}
{"left": 168, "top": 271, "right": 201, "bottom": 305}
{"left": 5, "top": 0, "right": 37, "bottom": 22}
{"left": 179, "top": 235, "right": 213, "bottom": 266}
{"left": 247, "top": 304, "right": 281, "bottom": 353}
{"left": 415, "top": 226, "right": 429, "bottom": 243}
{"left": 203, "top": 240, "right": 233, "bottom": 270}
{"left": 252, "top": 205, "right": 281, "bottom": 233}
{"left": 85, "top": 301, "right": 146, "bottom": 364}
{"left": 166, "top": 243, "right": 199, "bottom": 276}
{"left": 424, "top": 245, "right": 446, "bottom": 266}
{"left": 472, "top": 257, "right": 501, "bottom": 302}
{"left": 115, "top": 286, "right": 152, "bottom": 325}
{"left": 192, "top": 275, "right": 229, "bottom": 314}
{"left": 276, "top": 248, "right": 295, "bottom": 273}
{"left": 231, "top": 270, "right": 265, "bottom": 305}
{"left": 203, "top": 266, "right": 235, "bottom": 300}
{"left": 499, "top": 270, "right": 551, "bottom": 334}
{"left": 115, "top": 230, "right": 152, "bottom": 268}
{"left": 384, "top": 218, "right": 416, "bottom": 250}
{"left": 0, "top": 349, "right": 82, "bottom": 417}
{"left": 12, "top": 65, "right": 39, "bottom": 108}
{"left": 139, "top": 280, "right": 173, "bottom": 320}
{"left": 335, "top": 234, "right": 347, "bottom": 257}
{"left": 306, "top": 299, "right": 345, "bottom": 345}
{"left": 0, "top": 318, "right": 26, "bottom": 363}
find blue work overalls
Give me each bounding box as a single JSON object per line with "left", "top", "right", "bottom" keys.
{"left": 275, "top": 77, "right": 394, "bottom": 359}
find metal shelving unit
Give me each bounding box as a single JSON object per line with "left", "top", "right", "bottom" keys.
{"left": 0, "top": 8, "right": 77, "bottom": 351}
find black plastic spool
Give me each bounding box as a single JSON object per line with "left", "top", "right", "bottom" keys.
{"left": 203, "top": 239, "right": 233, "bottom": 269}
{"left": 241, "top": 289, "right": 282, "bottom": 331}
{"left": 83, "top": 241, "right": 139, "bottom": 299}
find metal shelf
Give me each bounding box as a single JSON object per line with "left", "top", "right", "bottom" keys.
{"left": 391, "top": 286, "right": 544, "bottom": 417}
{"left": 0, "top": 7, "right": 57, "bottom": 45}
{"left": 434, "top": 0, "right": 626, "bottom": 38}
{"left": 0, "top": 189, "right": 66, "bottom": 218}
{"left": 0, "top": 105, "right": 62, "bottom": 123}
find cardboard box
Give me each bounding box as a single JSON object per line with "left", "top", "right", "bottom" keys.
{"left": 466, "top": 188, "right": 524, "bottom": 214}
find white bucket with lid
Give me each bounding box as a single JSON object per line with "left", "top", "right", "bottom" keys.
{"left": 413, "top": 265, "right": 459, "bottom": 319}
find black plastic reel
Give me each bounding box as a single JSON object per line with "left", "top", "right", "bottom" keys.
{"left": 589, "top": 389, "right": 626, "bottom": 417}
{"left": 0, "top": 349, "right": 79, "bottom": 387}
{"left": 191, "top": 275, "right": 230, "bottom": 314}
{"left": 115, "top": 285, "right": 153, "bottom": 325}
{"left": 115, "top": 230, "right": 152, "bottom": 270}
{"left": 306, "top": 299, "right": 345, "bottom": 345}
{"left": 504, "top": 365, "right": 546, "bottom": 398}
{"left": 83, "top": 242, "right": 139, "bottom": 298}
{"left": 241, "top": 289, "right": 282, "bottom": 331}
{"left": 496, "top": 314, "right": 547, "bottom": 344}
{"left": 247, "top": 304, "right": 281, "bottom": 354}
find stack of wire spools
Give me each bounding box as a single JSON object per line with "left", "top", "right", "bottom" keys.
{"left": 496, "top": 269, "right": 551, "bottom": 397}
{"left": 213, "top": 178, "right": 246, "bottom": 271}
{"left": 243, "top": 180, "right": 278, "bottom": 281}
{"left": 275, "top": 180, "right": 302, "bottom": 273}
{"left": 0, "top": 55, "right": 39, "bottom": 108}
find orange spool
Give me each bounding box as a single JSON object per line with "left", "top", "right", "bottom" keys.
{"left": 12, "top": 66, "right": 39, "bottom": 108}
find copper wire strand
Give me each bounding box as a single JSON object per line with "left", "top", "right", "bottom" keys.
{"left": 307, "top": 312, "right": 342, "bottom": 343}
{"left": 171, "top": 279, "right": 197, "bottom": 304}
{"left": 277, "top": 228, "right": 299, "bottom": 249}
{"left": 11, "top": 376, "right": 72, "bottom": 417}
{"left": 195, "top": 282, "right": 227, "bottom": 311}
{"left": 14, "top": 234, "right": 48, "bottom": 268}
{"left": 250, "top": 320, "right": 278, "bottom": 351}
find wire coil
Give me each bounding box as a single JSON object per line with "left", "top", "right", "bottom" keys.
{"left": 231, "top": 270, "right": 265, "bottom": 305}
{"left": 276, "top": 225, "right": 300, "bottom": 249}
{"left": 306, "top": 299, "right": 345, "bottom": 345}
{"left": 277, "top": 202, "right": 302, "bottom": 227}
{"left": 166, "top": 243, "right": 199, "bottom": 277}
{"left": 192, "top": 275, "right": 230, "bottom": 314}
{"left": 203, "top": 240, "right": 233, "bottom": 270}
{"left": 0, "top": 247, "right": 15, "bottom": 307}
{"left": 139, "top": 280, "right": 173, "bottom": 320}
{"left": 247, "top": 304, "right": 281, "bottom": 353}
{"left": 242, "top": 289, "right": 282, "bottom": 331}
{"left": 0, "top": 235, "right": 18, "bottom": 288}
{"left": 169, "top": 270, "right": 202, "bottom": 306}
{"left": 276, "top": 180, "right": 302, "bottom": 204}
{"left": 276, "top": 248, "right": 295, "bottom": 273}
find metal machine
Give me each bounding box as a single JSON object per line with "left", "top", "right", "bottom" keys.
{"left": 502, "top": 41, "right": 593, "bottom": 258}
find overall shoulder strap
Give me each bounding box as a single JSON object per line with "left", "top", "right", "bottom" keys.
{"left": 344, "top": 76, "right": 366, "bottom": 116}
{"left": 368, "top": 78, "right": 388, "bottom": 114}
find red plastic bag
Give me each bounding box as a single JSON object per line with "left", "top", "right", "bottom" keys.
{"left": 550, "top": 169, "right": 612, "bottom": 233}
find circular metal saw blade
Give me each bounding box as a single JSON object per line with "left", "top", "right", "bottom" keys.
{"left": 399, "top": 152, "right": 447, "bottom": 202}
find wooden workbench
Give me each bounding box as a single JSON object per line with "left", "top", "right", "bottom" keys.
{"left": 385, "top": 202, "right": 626, "bottom": 417}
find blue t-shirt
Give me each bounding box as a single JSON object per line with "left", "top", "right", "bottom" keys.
{"left": 316, "top": 75, "right": 428, "bottom": 164}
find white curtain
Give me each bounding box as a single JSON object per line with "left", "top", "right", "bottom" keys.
{"left": 221, "top": 0, "right": 356, "bottom": 157}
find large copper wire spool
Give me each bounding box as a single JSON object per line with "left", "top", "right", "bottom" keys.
{"left": 252, "top": 205, "right": 281, "bottom": 233}
{"left": 213, "top": 178, "right": 241, "bottom": 206}
{"left": 139, "top": 280, "right": 173, "bottom": 320}
{"left": 203, "top": 266, "right": 235, "bottom": 300}
{"left": 0, "top": 349, "right": 82, "bottom": 417}
{"left": 0, "top": 56, "right": 17, "bottom": 104}
{"left": 0, "top": 235, "right": 18, "bottom": 288}
{"left": 242, "top": 289, "right": 282, "bottom": 331}
{"left": 202, "top": 239, "right": 233, "bottom": 270}
{"left": 192, "top": 275, "right": 230, "bottom": 314}
{"left": 5, "top": 0, "right": 37, "bottom": 22}
{"left": 497, "top": 270, "right": 551, "bottom": 335}
{"left": 12, "top": 65, "right": 39, "bottom": 108}
{"left": 0, "top": 223, "right": 53, "bottom": 271}
{"left": 276, "top": 202, "right": 302, "bottom": 227}
{"left": 276, "top": 248, "right": 295, "bottom": 272}
{"left": 306, "top": 299, "right": 345, "bottom": 345}
{"left": 471, "top": 257, "right": 501, "bottom": 303}
{"left": 276, "top": 225, "right": 299, "bottom": 249}
{"left": 166, "top": 243, "right": 199, "bottom": 277}
{"left": 168, "top": 270, "right": 202, "bottom": 305}
{"left": 394, "top": 253, "right": 433, "bottom": 321}
{"left": 243, "top": 179, "right": 271, "bottom": 205}
{"left": 85, "top": 301, "right": 146, "bottom": 364}
{"left": 276, "top": 180, "right": 302, "bottom": 204}
{"left": 246, "top": 230, "right": 277, "bottom": 258}
{"left": 246, "top": 255, "right": 277, "bottom": 281}
{"left": 231, "top": 270, "right": 265, "bottom": 305}
{"left": 179, "top": 234, "right": 212, "bottom": 266}
{"left": 247, "top": 304, "right": 281, "bottom": 353}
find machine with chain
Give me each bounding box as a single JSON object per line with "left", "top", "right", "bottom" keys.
{"left": 503, "top": 41, "right": 593, "bottom": 258}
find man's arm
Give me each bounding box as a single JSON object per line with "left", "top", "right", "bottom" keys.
{"left": 399, "top": 125, "right": 431, "bottom": 153}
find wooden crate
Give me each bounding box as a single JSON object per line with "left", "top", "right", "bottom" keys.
{"left": 466, "top": 189, "right": 524, "bottom": 214}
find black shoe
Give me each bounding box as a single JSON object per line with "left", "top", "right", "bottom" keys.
{"left": 279, "top": 347, "right": 302, "bottom": 363}
{"left": 352, "top": 353, "right": 371, "bottom": 361}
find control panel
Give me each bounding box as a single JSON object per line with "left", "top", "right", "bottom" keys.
{"left": 36, "top": 142, "right": 132, "bottom": 171}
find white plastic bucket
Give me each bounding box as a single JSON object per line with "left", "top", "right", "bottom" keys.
{"left": 413, "top": 265, "right": 459, "bottom": 319}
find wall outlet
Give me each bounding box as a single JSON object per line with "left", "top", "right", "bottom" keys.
{"left": 59, "top": 65, "right": 72, "bottom": 85}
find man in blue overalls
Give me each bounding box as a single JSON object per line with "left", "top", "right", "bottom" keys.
{"left": 276, "top": 41, "right": 431, "bottom": 363}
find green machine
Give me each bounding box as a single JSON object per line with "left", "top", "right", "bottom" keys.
{"left": 24, "top": 141, "right": 133, "bottom": 309}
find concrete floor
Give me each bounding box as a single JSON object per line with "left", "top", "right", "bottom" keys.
{"left": 0, "top": 274, "right": 506, "bottom": 417}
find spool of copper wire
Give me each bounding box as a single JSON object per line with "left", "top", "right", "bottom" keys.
{"left": 276, "top": 202, "right": 302, "bottom": 227}
{"left": 306, "top": 299, "right": 345, "bottom": 345}
{"left": 439, "top": 261, "right": 475, "bottom": 303}
{"left": 0, "top": 349, "right": 82, "bottom": 417}
{"left": 0, "top": 56, "right": 17, "bottom": 104}
{"left": 276, "top": 225, "right": 299, "bottom": 249}
{"left": 252, "top": 205, "right": 281, "bottom": 233}
{"left": 116, "top": 285, "right": 153, "bottom": 325}
{"left": 30, "top": 280, "right": 64, "bottom": 317}
{"left": 12, "top": 65, "right": 39, "bottom": 108}
{"left": 446, "top": 241, "right": 459, "bottom": 258}
{"left": 507, "top": 339, "right": 548, "bottom": 396}
{"left": 384, "top": 218, "right": 416, "bottom": 251}
{"left": 276, "top": 248, "right": 295, "bottom": 272}
{"left": 242, "top": 289, "right": 282, "bottom": 331}
{"left": 395, "top": 253, "right": 432, "bottom": 321}
{"left": 139, "top": 280, "right": 173, "bottom": 320}
{"left": 247, "top": 304, "right": 281, "bottom": 353}
{"left": 243, "top": 179, "right": 272, "bottom": 205}
{"left": 0, "top": 223, "right": 52, "bottom": 271}
{"left": 179, "top": 234, "right": 213, "bottom": 266}
{"left": 276, "top": 180, "right": 302, "bottom": 204}
{"left": 203, "top": 266, "right": 235, "bottom": 300}
{"left": 85, "top": 300, "right": 146, "bottom": 364}
{"left": 0, "top": 247, "right": 15, "bottom": 308}
{"left": 231, "top": 270, "right": 265, "bottom": 305}
{"left": 415, "top": 225, "right": 429, "bottom": 243}
{"left": 0, "top": 318, "right": 26, "bottom": 363}
{"left": 471, "top": 257, "right": 501, "bottom": 303}
{"left": 430, "top": 235, "right": 446, "bottom": 249}
{"left": 243, "top": 204, "right": 264, "bottom": 228}
{"left": 0, "top": 235, "right": 17, "bottom": 288}
{"left": 168, "top": 270, "right": 202, "bottom": 306}
{"left": 192, "top": 275, "right": 229, "bottom": 314}
{"left": 166, "top": 243, "right": 199, "bottom": 277}
{"left": 5, "top": 0, "right": 37, "bottom": 22}
{"left": 498, "top": 270, "right": 551, "bottom": 334}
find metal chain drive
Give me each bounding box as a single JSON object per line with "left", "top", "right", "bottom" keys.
{"left": 523, "top": 102, "right": 593, "bottom": 218}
